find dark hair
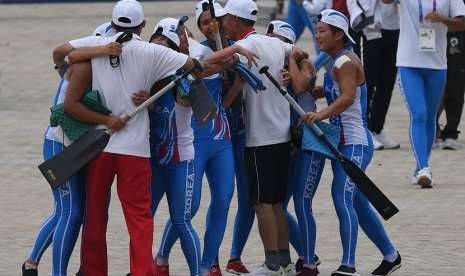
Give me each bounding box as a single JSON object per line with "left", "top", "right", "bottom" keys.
{"left": 149, "top": 32, "right": 179, "bottom": 52}
{"left": 111, "top": 21, "right": 144, "bottom": 34}
{"left": 328, "top": 25, "right": 349, "bottom": 44}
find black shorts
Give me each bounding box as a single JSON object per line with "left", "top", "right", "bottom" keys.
{"left": 245, "top": 142, "right": 290, "bottom": 205}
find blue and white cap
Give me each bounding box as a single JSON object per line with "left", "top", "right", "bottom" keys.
{"left": 318, "top": 9, "right": 355, "bottom": 44}
{"left": 93, "top": 22, "right": 116, "bottom": 36}
{"left": 153, "top": 17, "right": 181, "bottom": 47}
{"left": 266, "top": 20, "right": 296, "bottom": 44}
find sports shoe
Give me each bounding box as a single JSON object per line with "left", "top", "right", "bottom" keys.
{"left": 417, "top": 167, "right": 434, "bottom": 188}
{"left": 296, "top": 255, "right": 321, "bottom": 274}
{"left": 371, "top": 252, "right": 401, "bottom": 276}
{"left": 250, "top": 263, "right": 285, "bottom": 276}
{"left": 76, "top": 270, "right": 84, "bottom": 276}
{"left": 154, "top": 261, "right": 170, "bottom": 276}
{"left": 372, "top": 134, "right": 384, "bottom": 150}
{"left": 226, "top": 259, "right": 250, "bottom": 274}
{"left": 442, "top": 138, "right": 462, "bottom": 150}
{"left": 300, "top": 266, "right": 319, "bottom": 276}
{"left": 331, "top": 265, "right": 361, "bottom": 276}
{"left": 208, "top": 264, "right": 223, "bottom": 276}
{"left": 373, "top": 131, "right": 399, "bottom": 149}
{"left": 282, "top": 263, "right": 296, "bottom": 275}
{"left": 22, "top": 263, "right": 38, "bottom": 276}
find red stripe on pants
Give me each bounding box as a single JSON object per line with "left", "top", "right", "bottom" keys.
{"left": 81, "top": 152, "right": 154, "bottom": 276}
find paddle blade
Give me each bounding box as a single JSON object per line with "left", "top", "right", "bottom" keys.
{"left": 340, "top": 156, "right": 399, "bottom": 220}
{"left": 302, "top": 121, "right": 340, "bottom": 159}
{"left": 189, "top": 80, "right": 217, "bottom": 128}
{"left": 38, "top": 129, "right": 110, "bottom": 189}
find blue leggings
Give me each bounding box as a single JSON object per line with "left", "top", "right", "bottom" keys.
{"left": 158, "top": 139, "right": 234, "bottom": 270}
{"left": 152, "top": 160, "right": 202, "bottom": 276}
{"left": 230, "top": 140, "right": 304, "bottom": 259}
{"left": 229, "top": 138, "right": 254, "bottom": 259}
{"left": 286, "top": 149, "right": 325, "bottom": 265}
{"left": 332, "top": 144, "right": 395, "bottom": 267}
{"left": 398, "top": 67, "right": 447, "bottom": 170}
{"left": 287, "top": 0, "right": 319, "bottom": 52}
{"left": 28, "top": 138, "right": 84, "bottom": 276}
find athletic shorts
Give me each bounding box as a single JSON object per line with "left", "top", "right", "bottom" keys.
{"left": 245, "top": 142, "right": 290, "bottom": 204}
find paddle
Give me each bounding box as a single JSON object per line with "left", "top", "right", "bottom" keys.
{"left": 259, "top": 66, "right": 399, "bottom": 220}
{"left": 39, "top": 60, "right": 203, "bottom": 189}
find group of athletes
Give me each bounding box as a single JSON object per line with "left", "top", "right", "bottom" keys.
{"left": 22, "top": 0, "right": 431, "bottom": 275}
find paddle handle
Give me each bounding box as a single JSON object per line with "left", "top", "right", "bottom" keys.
{"left": 125, "top": 60, "right": 202, "bottom": 120}
{"left": 209, "top": 0, "right": 223, "bottom": 51}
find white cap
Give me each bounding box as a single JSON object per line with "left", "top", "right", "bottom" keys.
{"left": 112, "top": 0, "right": 144, "bottom": 28}
{"left": 152, "top": 17, "right": 181, "bottom": 48}
{"left": 195, "top": 0, "right": 223, "bottom": 25}
{"left": 266, "top": 20, "right": 296, "bottom": 44}
{"left": 318, "top": 9, "right": 355, "bottom": 44}
{"left": 93, "top": 22, "right": 115, "bottom": 36}
{"left": 216, "top": 0, "right": 258, "bottom": 22}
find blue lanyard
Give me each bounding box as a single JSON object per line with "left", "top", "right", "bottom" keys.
{"left": 418, "top": 0, "right": 437, "bottom": 23}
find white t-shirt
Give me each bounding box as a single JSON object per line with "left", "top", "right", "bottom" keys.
{"left": 396, "top": 0, "right": 465, "bottom": 69}
{"left": 380, "top": 1, "right": 399, "bottom": 30}
{"left": 235, "top": 33, "right": 293, "bottom": 147}
{"left": 69, "top": 33, "right": 189, "bottom": 157}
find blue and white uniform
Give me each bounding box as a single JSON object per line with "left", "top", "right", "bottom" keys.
{"left": 28, "top": 78, "right": 85, "bottom": 276}
{"left": 149, "top": 76, "right": 203, "bottom": 276}
{"left": 325, "top": 52, "right": 396, "bottom": 267}
{"left": 284, "top": 86, "right": 325, "bottom": 266}
{"left": 158, "top": 40, "right": 235, "bottom": 271}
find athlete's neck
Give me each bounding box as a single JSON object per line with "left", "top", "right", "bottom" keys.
{"left": 327, "top": 43, "right": 347, "bottom": 59}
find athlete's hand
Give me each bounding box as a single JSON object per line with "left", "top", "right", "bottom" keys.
{"left": 310, "top": 86, "right": 325, "bottom": 99}
{"left": 303, "top": 112, "right": 322, "bottom": 124}
{"left": 236, "top": 46, "right": 259, "bottom": 68}
{"left": 281, "top": 69, "right": 291, "bottom": 87}
{"left": 103, "top": 42, "right": 122, "bottom": 56}
{"left": 291, "top": 47, "right": 309, "bottom": 62}
{"left": 132, "top": 91, "right": 150, "bottom": 106}
{"left": 105, "top": 115, "right": 127, "bottom": 131}
{"left": 425, "top": 12, "right": 447, "bottom": 24}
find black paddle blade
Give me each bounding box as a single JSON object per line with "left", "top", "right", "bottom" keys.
{"left": 38, "top": 129, "right": 110, "bottom": 189}
{"left": 339, "top": 156, "right": 399, "bottom": 220}
{"left": 188, "top": 80, "right": 217, "bottom": 128}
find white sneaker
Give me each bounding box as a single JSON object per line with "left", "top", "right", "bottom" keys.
{"left": 372, "top": 134, "right": 384, "bottom": 150}
{"left": 282, "top": 263, "right": 296, "bottom": 276}
{"left": 441, "top": 138, "right": 462, "bottom": 150}
{"left": 251, "top": 263, "right": 285, "bottom": 276}
{"left": 373, "top": 131, "right": 400, "bottom": 149}
{"left": 417, "top": 167, "right": 434, "bottom": 188}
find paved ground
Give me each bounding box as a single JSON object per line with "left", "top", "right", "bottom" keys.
{"left": 1, "top": 1, "right": 464, "bottom": 275}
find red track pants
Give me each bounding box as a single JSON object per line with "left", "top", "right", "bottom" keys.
{"left": 81, "top": 152, "right": 154, "bottom": 276}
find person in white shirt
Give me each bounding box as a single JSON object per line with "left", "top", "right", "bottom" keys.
{"left": 62, "top": 1, "right": 204, "bottom": 275}
{"left": 383, "top": 0, "right": 465, "bottom": 188}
